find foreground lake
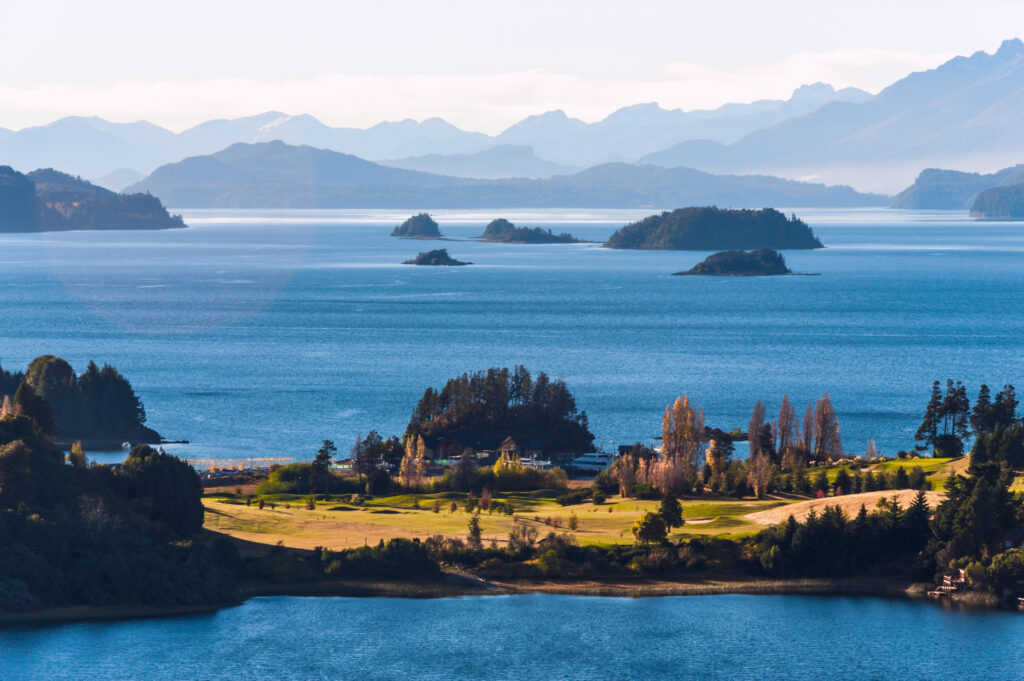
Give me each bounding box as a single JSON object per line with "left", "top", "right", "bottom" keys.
{"left": 0, "top": 208, "right": 1021, "bottom": 463}
{"left": 3, "top": 594, "right": 1022, "bottom": 679}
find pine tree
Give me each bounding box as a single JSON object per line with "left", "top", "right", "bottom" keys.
{"left": 467, "top": 512, "right": 482, "bottom": 549}
{"left": 915, "top": 380, "right": 943, "bottom": 451}
{"left": 971, "top": 384, "right": 993, "bottom": 435}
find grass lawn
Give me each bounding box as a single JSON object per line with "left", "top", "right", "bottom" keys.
{"left": 202, "top": 491, "right": 790, "bottom": 550}
{"left": 813, "top": 457, "right": 962, "bottom": 490}
{"left": 202, "top": 457, "right": 973, "bottom": 551}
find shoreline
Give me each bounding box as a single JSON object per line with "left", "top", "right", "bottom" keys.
{"left": 1, "top": 575, "right": 1003, "bottom": 627}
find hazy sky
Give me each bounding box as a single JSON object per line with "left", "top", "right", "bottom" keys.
{"left": 1, "top": 0, "right": 1022, "bottom": 132}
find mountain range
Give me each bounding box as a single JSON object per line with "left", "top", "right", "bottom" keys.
{"left": 640, "top": 39, "right": 1024, "bottom": 193}
{"left": 3, "top": 38, "right": 1024, "bottom": 195}
{"left": 127, "top": 140, "right": 886, "bottom": 209}
{"left": 0, "top": 82, "right": 868, "bottom": 186}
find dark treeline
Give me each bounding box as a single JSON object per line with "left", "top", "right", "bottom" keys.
{"left": 1, "top": 355, "right": 161, "bottom": 443}
{"left": 0, "top": 399, "right": 237, "bottom": 612}
{"left": 407, "top": 366, "right": 594, "bottom": 454}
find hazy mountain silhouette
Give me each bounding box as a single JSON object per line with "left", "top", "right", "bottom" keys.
{"left": 496, "top": 83, "right": 870, "bottom": 166}
{"left": 128, "top": 141, "right": 886, "bottom": 209}
{"left": 640, "top": 39, "right": 1024, "bottom": 193}
{"left": 382, "top": 145, "right": 580, "bottom": 179}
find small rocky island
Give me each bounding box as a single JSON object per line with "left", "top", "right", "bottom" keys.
{"left": 674, "top": 248, "right": 793, "bottom": 276}
{"left": 403, "top": 248, "right": 470, "bottom": 266}
{"left": 0, "top": 166, "right": 184, "bottom": 233}
{"left": 391, "top": 213, "right": 442, "bottom": 238}
{"left": 480, "top": 218, "right": 581, "bottom": 244}
{"left": 604, "top": 207, "right": 823, "bottom": 251}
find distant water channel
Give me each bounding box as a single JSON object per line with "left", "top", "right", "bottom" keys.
{"left": 0, "top": 208, "right": 1022, "bottom": 464}
{"left": 3, "top": 594, "right": 1023, "bottom": 680}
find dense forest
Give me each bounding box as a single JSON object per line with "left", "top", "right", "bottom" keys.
{"left": 0, "top": 355, "right": 161, "bottom": 444}
{"left": 604, "top": 207, "right": 823, "bottom": 251}
{"left": 674, "top": 248, "right": 792, "bottom": 276}
{"left": 406, "top": 367, "right": 594, "bottom": 454}
{"left": 480, "top": 219, "right": 581, "bottom": 244}
{"left": 0, "top": 167, "right": 184, "bottom": 232}
{"left": 391, "top": 213, "right": 442, "bottom": 237}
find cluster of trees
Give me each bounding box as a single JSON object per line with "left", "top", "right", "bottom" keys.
{"left": 602, "top": 392, "right": 846, "bottom": 500}
{"left": 0, "top": 396, "right": 235, "bottom": 613}
{"left": 749, "top": 492, "right": 933, "bottom": 578}
{"left": 406, "top": 366, "right": 594, "bottom": 454}
{"left": 916, "top": 380, "right": 1019, "bottom": 457}
{"left": 0, "top": 355, "right": 160, "bottom": 443}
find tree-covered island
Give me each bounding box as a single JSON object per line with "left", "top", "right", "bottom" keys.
{"left": 402, "top": 249, "right": 470, "bottom": 266}
{"left": 391, "top": 213, "right": 443, "bottom": 238}
{"left": 604, "top": 207, "right": 823, "bottom": 250}
{"left": 673, "top": 248, "right": 793, "bottom": 276}
{"left": 480, "top": 218, "right": 583, "bottom": 244}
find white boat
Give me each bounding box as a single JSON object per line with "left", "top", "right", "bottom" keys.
{"left": 568, "top": 451, "right": 618, "bottom": 473}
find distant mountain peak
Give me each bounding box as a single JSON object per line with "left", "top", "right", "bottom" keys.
{"left": 996, "top": 37, "right": 1024, "bottom": 59}
{"left": 790, "top": 82, "right": 836, "bottom": 99}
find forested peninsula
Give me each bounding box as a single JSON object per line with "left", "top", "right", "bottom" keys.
{"left": 0, "top": 355, "right": 162, "bottom": 446}
{"left": 4, "top": 364, "right": 1024, "bottom": 622}
{"left": 0, "top": 167, "right": 184, "bottom": 233}
{"left": 604, "top": 207, "right": 823, "bottom": 251}
{"left": 970, "top": 183, "right": 1024, "bottom": 218}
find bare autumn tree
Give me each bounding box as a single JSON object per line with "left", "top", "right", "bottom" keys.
{"left": 776, "top": 394, "right": 798, "bottom": 459}
{"left": 616, "top": 455, "right": 636, "bottom": 497}
{"left": 747, "top": 453, "right": 771, "bottom": 498}
{"left": 802, "top": 402, "right": 815, "bottom": 454}
{"left": 813, "top": 393, "right": 843, "bottom": 461}
{"left": 748, "top": 400, "right": 766, "bottom": 460}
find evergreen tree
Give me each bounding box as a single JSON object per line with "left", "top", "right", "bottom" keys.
{"left": 971, "top": 384, "right": 993, "bottom": 435}
{"left": 658, "top": 492, "right": 683, "bottom": 531}
{"left": 915, "top": 380, "right": 943, "bottom": 451}
{"left": 834, "top": 468, "right": 851, "bottom": 496}
{"left": 310, "top": 439, "right": 336, "bottom": 494}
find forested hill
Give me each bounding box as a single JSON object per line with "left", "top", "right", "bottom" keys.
{"left": 605, "top": 207, "right": 823, "bottom": 251}
{"left": 970, "top": 183, "right": 1024, "bottom": 218}
{"left": 0, "top": 166, "right": 184, "bottom": 232}
{"left": 891, "top": 164, "right": 1024, "bottom": 209}
{"left": 0, "top": 355, "right": 162, "bottom": 445}
{"left": 128, "top": 141, "right": 887, "bottom": 209}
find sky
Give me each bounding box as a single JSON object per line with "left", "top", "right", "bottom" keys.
{"left": 1, "top": 0, "right": 1022, "bottom": 133}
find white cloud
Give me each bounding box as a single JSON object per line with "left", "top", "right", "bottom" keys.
{"left": 0, "top": 49, "right": 954, "bottom": 134}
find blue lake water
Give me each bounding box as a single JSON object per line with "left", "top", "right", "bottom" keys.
{"left": 2, "top": 594, "right": 1023, "bottom": 680}
{"left": 0, "top": 208, "right": 1022, "bottom": 464}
